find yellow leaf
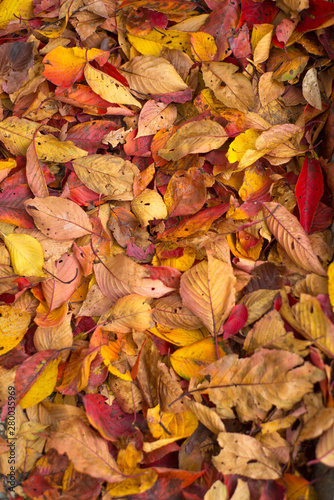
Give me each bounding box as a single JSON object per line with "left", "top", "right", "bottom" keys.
{"left": 180, "top": 256, "right": 236, "bottom": 335}
{"left": 171, "top": 337, "right": 230, "bottom": 380}
{"left": 147, "top": 404, "right": 198, "bottom": 439}
{"left": 19, "top": 356, "right": 61, "bottom": 409}
{"left": 316, "top": 423, "right": 334, "bottom": 466}
{"left": 106, "top": 443, "right": 157, "bottom": 497}
{"left": 190, "top": 32, "right": 217, "bottom": 62}
{"left": 158, "top": 120, "right": 228, "bottom": 161}
{"left": 131, "top": 189, "right": 168, "bottom": 226}
{"left": 84, "top": 63, "right": 141, "bottom": 107}
{"left": 3, "top": 233, "right": 45, "bottom": 277}
{"left": 255, "top": 124, "right": 302, "bottom": 150}
{"left": 149, "top": 324, "right": 206, "bottom": 346}
{"left": 276, "top": 473, "right": 317, "bottom": 500}
{"left": 328, "top": 261, "right": 334, "bottom": 312}
{"left": 0, "top": 306, "right": 30, "bottom": 355}
{"left": 105, "top": 294, "right": 152, "bottom": 333}
{"left": 153, "top": 245, "right": 196, "bottom": 272}
{"left": 0, "top": 0, "right": 33, "bottom": 27}
{"left": 227, "top": 129, "right": 261, "bottom": 164}
{"left": 128, "top": 30, "right": 191, "bottom": 57}
{"left": 0, "top": 117, "right": 87, "bottom": 162}
{"left": 0, "top": 158, "right": 16, "bottom": 171}
{"left": 72, "top": 155, "right": 139, "bottom": 200}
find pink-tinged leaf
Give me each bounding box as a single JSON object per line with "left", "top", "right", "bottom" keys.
{"left": 83, "top": 394, "right": 140, "bottom": 442}
{"left": 126, "top": 241, "right": 155, "bottom": 261}
{"left": 26, "top": 137, "right": 49, "bottom": 198}
{"left": 200, "top": 1, "right": 239, "bottom": 60}
{"left": 95, "top": 254, "right": 174, "bottom": 304}
{"left": 0, "top": 185, "right": 34, "bottom": 228}
{"left": 153, "top": 87, "right": 193, "bottom": 105}
{"left": 124, "top": 129, "right": 153, "bottom": 157}
{"left": 239, "top": 0, "right": 279, "bottom": 28}
{"left": 62, "top": 171, "right": 100, "bottom": 207}
{"left": 295, "top": 157, "right": 324, "bottom": 234}
{"left": 223, "top": 304, "right": 248, "bottom": 339}
{"left": 65, "top": 120, "right": 118, "bottom": 154}
{"left": 146, "top": 265, "right": 181, "bottom": 289}
{"left": 42, "top": 253, "right": 83, "bottom": 311}
{"left": 297, "top": 0, "right": 334, "bottom": 32}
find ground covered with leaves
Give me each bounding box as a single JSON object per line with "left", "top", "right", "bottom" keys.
{"left": 1, "top": 0, "right": 334, "bottom": 498}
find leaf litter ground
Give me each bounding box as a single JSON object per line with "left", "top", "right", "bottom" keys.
{"left": 1, "top": 0, "right": 334, "bottom": 499}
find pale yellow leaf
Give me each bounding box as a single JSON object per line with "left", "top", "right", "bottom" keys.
{"left": 84, "top": 63, "right": 141, "bottom": 107}
{"left": 302, "top": 67, "right": 322, "bottom": 110}
{"left": 127, "top": 30, "right": 191, "bottom": 57}
{"left": 213, "top": 432, "right": 281, "bottom": 479}
{"left": 202, "top": 62, "right": 255, "bottom": 113}
{"left": 147, "top": 404, "right": 198, "bottom": 439}
{"left": 316, "top": 423, "right": 334, "bottom": 467}
{"left": 72, "top": 155, "right": 139, "bottom": 200}
{"left": 158, "top": 120, "right": 228, "bottom": 161}
{"left": 180, "top": 256, "right": 236, "bottom": 335}
{"left": 258, "top": 72, "right": 285, "bottom": 107}
{"left": 244, "top": 309, "right": 310, "bottom": 356}
{"left": 3, "top": 233, "right": 45, "bottom": 277}
{"left": 255, "top": 124, "right": 302, "bottom": 150}
{"left": 121, "top": 55, "right": 189, "bottom": 96}
{"left": 131, "top": 189, "right": 168, "bottom": 226}
{"left": 251, "top": 24, "right": 274, "bottom": 66}
{"left": 204, "top": 481, "right": 228, "bottom": 500}
{"left": 189, "top": 349, "right": 325, "bottom": 422}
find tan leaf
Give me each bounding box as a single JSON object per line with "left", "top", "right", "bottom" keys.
{"left": 131, "top": 189, "right": 168, "bottom": 226}
{"left": 252, "top": 24, "right": 274, "bottom": 66}
{"left": 213, "top": 432, "right": 281, "bottom": 480}
{"left": 26, "top": 139, "right": 49, "bottom": 198}
{"left": 158, "top": 120, "right": 228, "bottom": 161}
{"left": 258, "top": 72, "right": 285, "bottom": 107}
{"left": 95, "top": 253, "right": 174, "bottom": 304}
{"left": 46, "top": 418, "right": 123, "bottom": 482}
{"left": 316, "top": 423, "right": 334, "bottom": 467}
{"left": 302, "top": 67, "right": 322, "bottom": 110}
{"left": 189, "top": 349, "right": 325, "bottom": 422}
{"left": 72, "top": 155, "right": 139, "bottom": 200}
{"left": 102, "top": 127, "right": 133, "bottom": 148}
{"left": 24, "top": 197, "right": 92, "bottom": 240}
{"left": 255, "top": 124, "right": 302, "bottom": 150}
{"left": 241, "top": 289, "right": 278, "bottom": 326}
{"left": 180, "top": 256, "right": 236, "bottom": 335}
{"left": 244, "top": 309, "right": 310, "bottom": 356}
{"left": 34, "top": 311, "right": 73, "bottom": 357}
{"left": 84, "top": 63, "right": 141, "bottom": 107}
{"left": 263, "top": 202, "right": 327, "bottom": 276}
{"left": 120, "top": 55, "right": 189, "bottom": 96}
{"left": 186, "top": 401, "right": 225, "bottom": 435}
{"left": 294, "top": 294, "right": 334, "bottom": 358}
{"left": 282, "top": 0, "right": 309, "bottom": 13}
{"left": 152, "top": 293, "right": 204, "bottom": 330}
{"left": 204, "top": 481, "right": 228, "bottom": 500}
{"left": 202, "top": 62, "right": 254, "bottom": 113}
{"left": 136, "top": 101, "right": 177, "bottom": 139}
{"left": 299, "top": 408, "right": 334, "bottom": 441}
{"left": 104, "top": 294, "right": 152, "bottom": 333}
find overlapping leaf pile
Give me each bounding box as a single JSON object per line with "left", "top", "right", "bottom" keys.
{"left": 1, "top": 0, "right": 334, "bottom": 498}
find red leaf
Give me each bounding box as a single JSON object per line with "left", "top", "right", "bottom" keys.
{"left": 295, "top": 157, "right": 324, "bottom": 234}
{"left": 239, "top": 0, "right": 279, "bottom": 29}
{"left": 222, "top": 303, "right": 248, "bottom": 339}
{"left": 297, "top": 0, "right": 334, "bottom": 32}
